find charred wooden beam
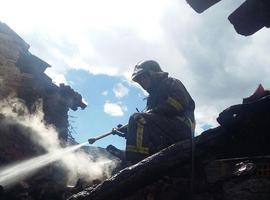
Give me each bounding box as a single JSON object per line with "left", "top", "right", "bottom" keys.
{"left": 68, "top": 126, "right": 231, "bottom": 200}
{"left": 228, "top": 0, "right": 270, "bottom": 36}
{"left": 186, "top": 0, "right": 270, "bottom": 35}
{"left": 68, "top": 139, "right": 192, "bottom": 200}
{"left": 69, "top": 96, "right": 270, "bottom": 200}
{"left": 186, "top": 0, "right": 222, "bottom": 13}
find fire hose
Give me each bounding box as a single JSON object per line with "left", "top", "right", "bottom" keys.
{"left": 88, "top": 124, "right": 128, "bottom": 144}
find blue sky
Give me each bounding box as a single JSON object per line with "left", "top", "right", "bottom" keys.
{"left": 1, "top": 0, "right": 270, "bottom": 149}
{"left": 67, "top": 70, "right": 146, "bottom": 149}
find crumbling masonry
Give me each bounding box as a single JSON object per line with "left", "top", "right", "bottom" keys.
{"left": 0, "top": 21, "right": 86, "bottom": 167}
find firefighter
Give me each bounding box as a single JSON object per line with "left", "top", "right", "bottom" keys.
{"left": 123, "top": 60, "right": 195, "bottom": 163}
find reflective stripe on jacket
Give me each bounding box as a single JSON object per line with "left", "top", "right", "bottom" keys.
{"left": 146, "top": 75, "right": 195, "bottom": 125}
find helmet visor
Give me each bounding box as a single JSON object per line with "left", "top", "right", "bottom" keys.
{"left": 131, "top": 68, "right": 146, "bottom": 81}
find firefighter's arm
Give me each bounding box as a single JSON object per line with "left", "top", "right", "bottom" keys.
{"left": 149, "top": 80, "right": 189, "bottom": 116}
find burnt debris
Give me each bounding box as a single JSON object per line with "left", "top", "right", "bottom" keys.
{"left": 0, "top": 21, "right": 87, "bottom": 199}
{"left": 69, "top": 88, "right": 270, "bottom": 200}
{"left": 0, "top": 21, "right": 86, "bottom": 143}
{"left": 186, "top": 0, "right": 270, "bottom": 36}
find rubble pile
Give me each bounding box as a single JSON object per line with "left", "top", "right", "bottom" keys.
{"left": 0, "top": 22, "right": 87, "bottom": 199}
{"left": 0, "top": 21, "right": 87, "bottom": 158}
{"left": 1, "top": 0, "right": 269, "bottom": 196}
{"left": 69, "top": 88, "right": 270, "bottom": 200}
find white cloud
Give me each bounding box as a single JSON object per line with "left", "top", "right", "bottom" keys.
{"left": 194, "top": 105, "right": 220, "bottom": 135}
{"left": 102, "top": 90, "right": 108, "bottom": 96}
{"left": 44, "top": 68, "right": 68, "bottom": 86}
{"left": 113, "top": 83, "right": 129, "bottom": 98}
{"left": 0, "top": 0, "right": 170, "bottom": 79}
{"left": 103, "top": 101, "right": 127, "bottom": 117}
{"left": 1, "top": 0, "right": 269, "bottom": 132}
{"left": 82, "top": 98, "right": 88, "bottom": 106}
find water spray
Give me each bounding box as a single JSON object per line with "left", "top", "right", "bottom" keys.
{"left": 0, "top": 98, "right": 118, "bottom": 192}
{"left": 0, "top": 142, "right": 88, "bottom": 188}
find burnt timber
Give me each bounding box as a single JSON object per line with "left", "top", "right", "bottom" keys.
{"left": 69, "top": 94, "right": 270, "bottom": 200}
{"left": 186, "top": 0, "right": 270, "bottom": 36}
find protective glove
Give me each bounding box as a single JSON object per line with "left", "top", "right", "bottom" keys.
{"left": 111, "top": 124, "right": 127, "bottom": 138}
{"left": 111, "top": 124, "right": 123, "bottom": 135}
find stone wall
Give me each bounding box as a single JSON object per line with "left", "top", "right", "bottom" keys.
{"left": 0, "top": 22, "right": 28, "bottom": 98}
{"left": 0, "top": 21, "right": 86, "bottom": 164}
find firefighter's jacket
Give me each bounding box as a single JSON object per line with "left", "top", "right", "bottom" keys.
{"left": 126, "top": 73, "right": 195, "bottom": 163}
{"left": 146, "top": 73, "right": 195, "bottom": 126}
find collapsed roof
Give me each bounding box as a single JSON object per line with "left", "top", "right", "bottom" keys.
{"left": 69, "top": 88, "right": 270, "bottom": 200}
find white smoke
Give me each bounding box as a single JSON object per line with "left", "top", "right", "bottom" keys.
{"left": 0, "top": 97, "right": 118, "bottom": 188}
{"left": 0, "top": 77, "right": 3, "bottom": 87}
{"left": 0, "top": 98, "right": 60, "bottom": 151}
{"left": 61, "top": 151, "right": 116, "bottom": 185}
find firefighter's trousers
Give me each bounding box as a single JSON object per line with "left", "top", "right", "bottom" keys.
{"left": 125, "top": 112, "right": 193, "bottom": 163}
